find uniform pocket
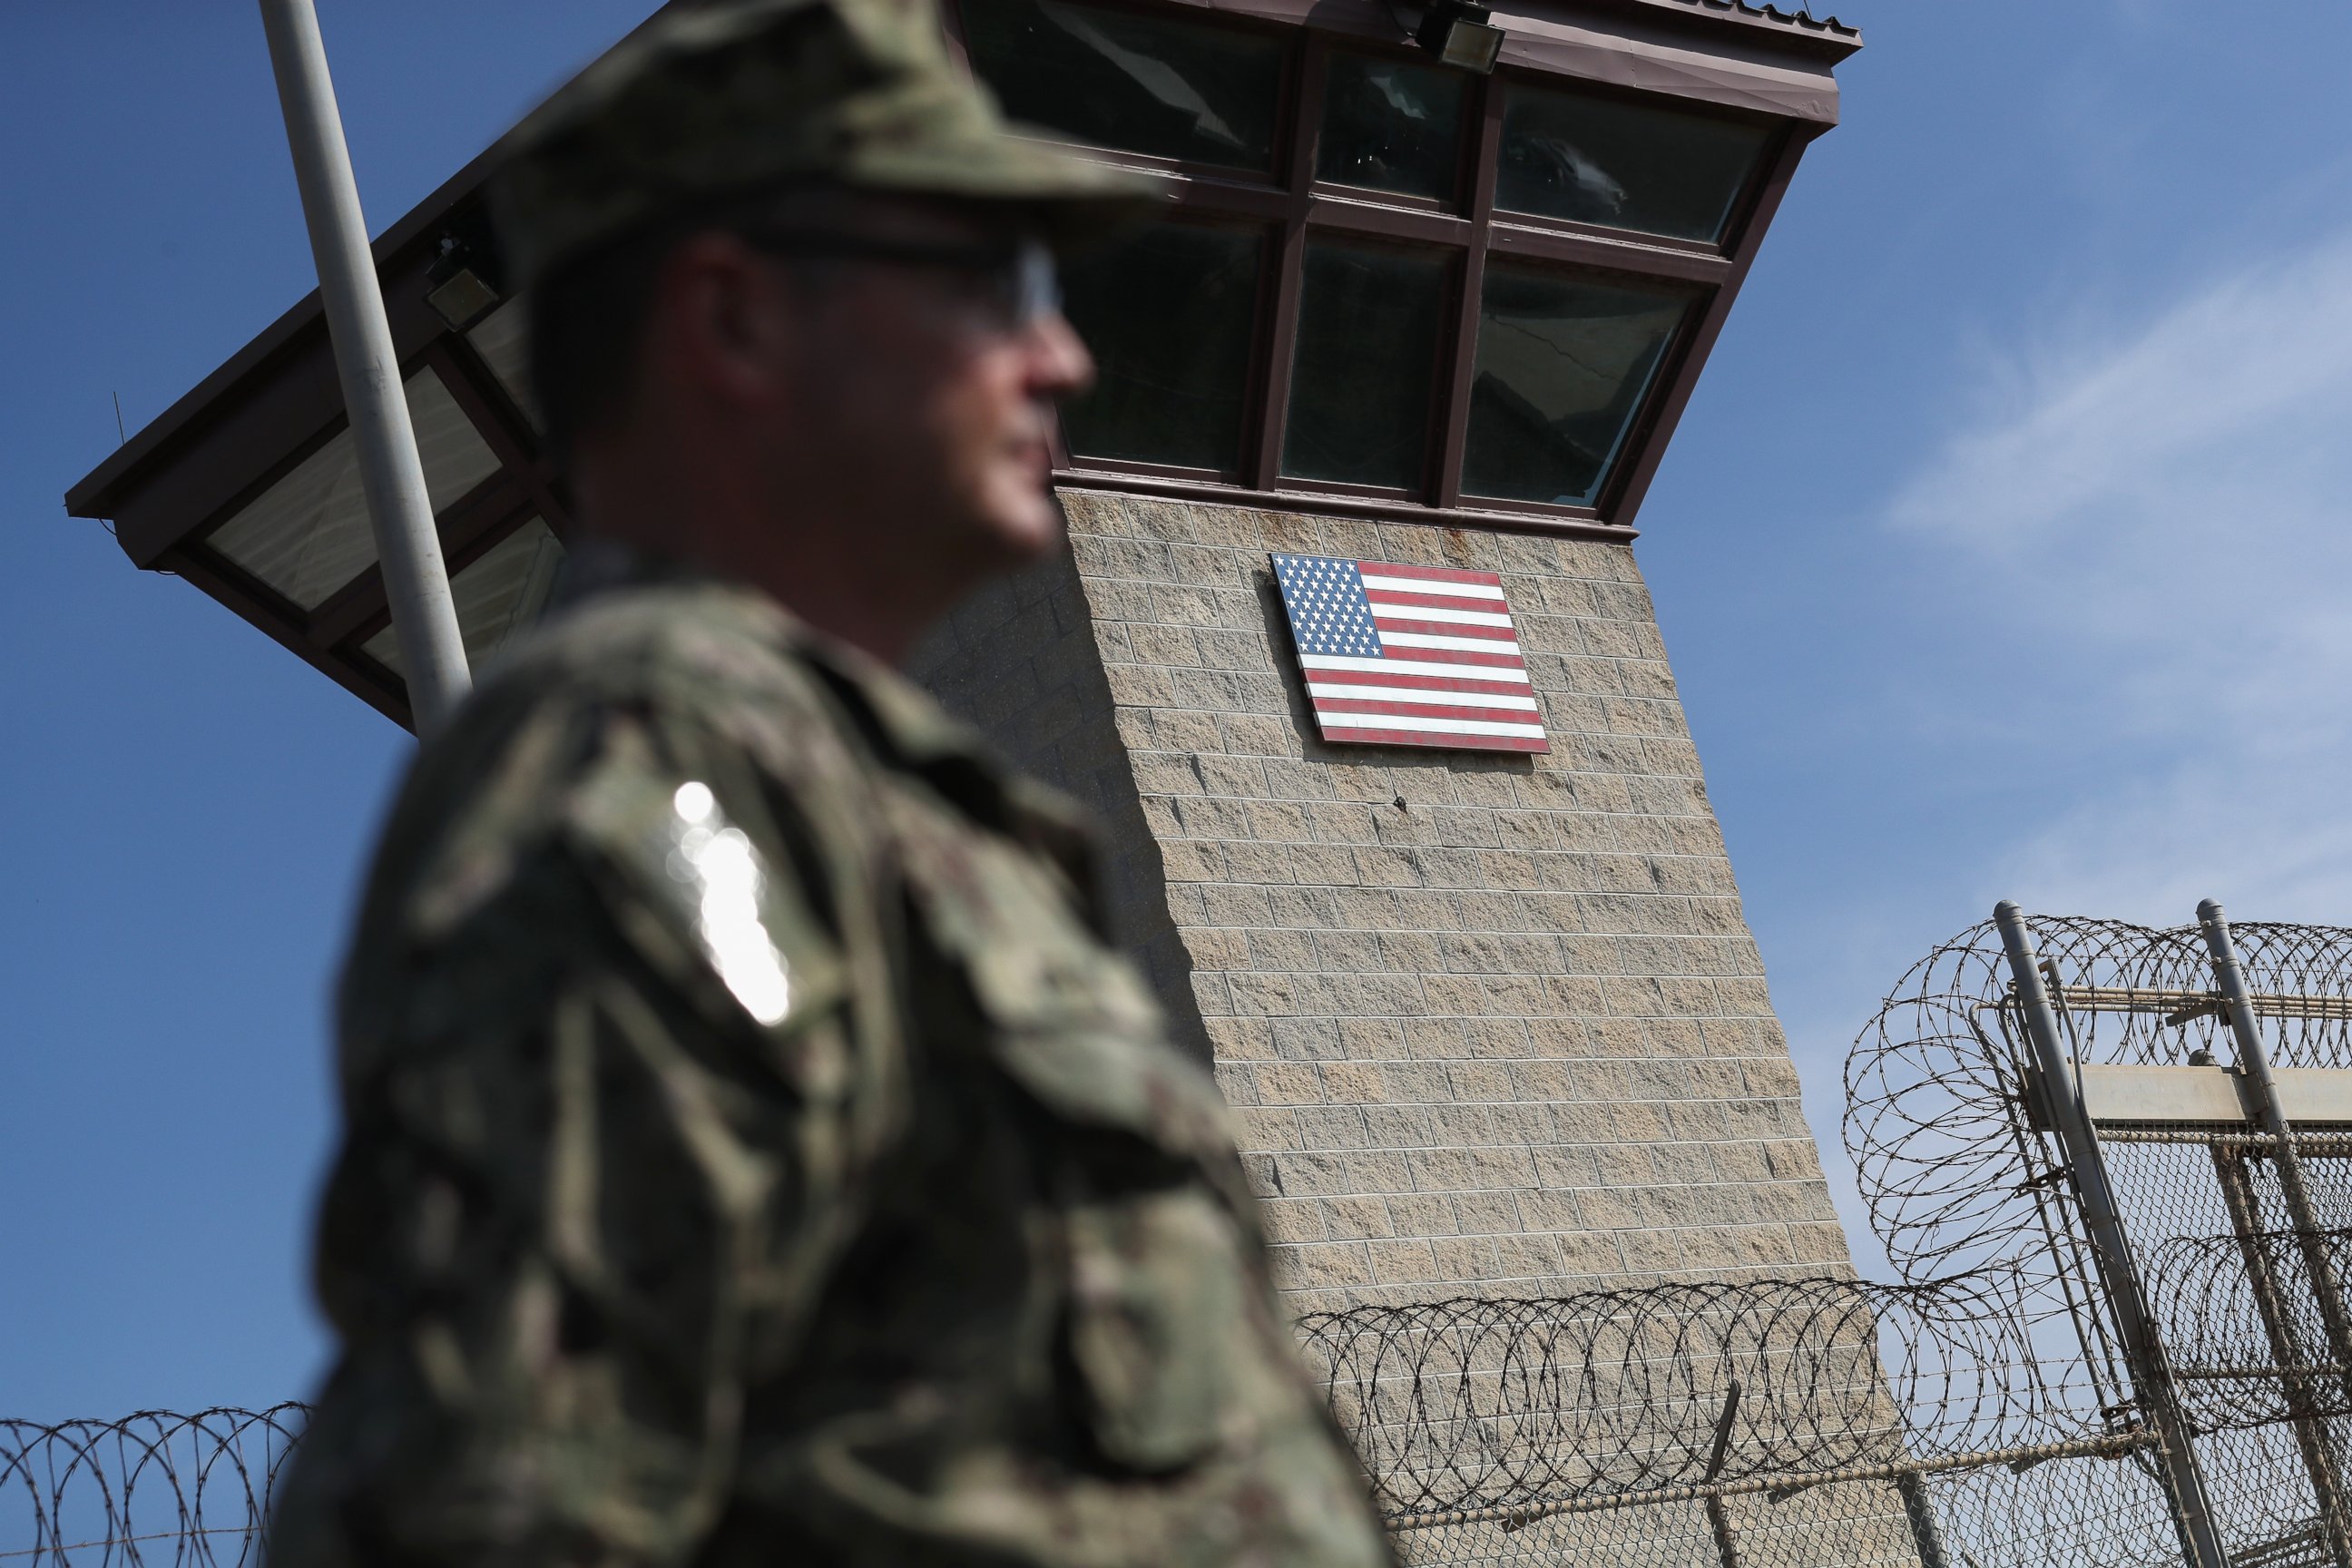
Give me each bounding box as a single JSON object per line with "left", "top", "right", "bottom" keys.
{"left": 1064, "top": 1186, "right": 1254, "bottom": 1474}
{"left": 887, "top": 793, "right": 1238, "bottom": 1166}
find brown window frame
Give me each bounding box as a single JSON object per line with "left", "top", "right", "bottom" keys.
{"left": 62, "top": 0, "right": 1844, "bottom": 732}
{"left": 950, "top": 0, "right": 1817, "bottom": 538}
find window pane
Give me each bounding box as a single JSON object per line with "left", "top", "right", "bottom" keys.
{"left": 1281, "top": 242, "right": 1446, "bottom": 491}
{"left": 961, "top": 0, "right": 1282, "bottom": 172}
{"left": 363, "top": 518, "right": 564, "bottom": 677}
{"left": 1461, "top": 267, "right": 1685, "bottom": 505}
{"left": 207, "top": 367, "right": 499, "bottom": 609}
{"left": 1315, "top": 51, "right": 1468, "bottom": 202}
{"left": 1495, "top": 83, "right": 1771, "bottom": 242}
{"left": 1060, "top": 222, "right": 1263, "bottom": 473}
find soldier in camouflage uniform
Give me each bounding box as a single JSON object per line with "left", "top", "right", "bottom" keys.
{"left": 263, "top": 2, "right": 1395, "bottom": 1564}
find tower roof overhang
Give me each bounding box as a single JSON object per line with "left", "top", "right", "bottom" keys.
{"left": 64, "top": 0, "right": 1855, "bottom": 731}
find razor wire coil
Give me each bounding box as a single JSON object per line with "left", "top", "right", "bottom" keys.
{"left": 19, "top": 914, "right": 2352, "bottom": 1567}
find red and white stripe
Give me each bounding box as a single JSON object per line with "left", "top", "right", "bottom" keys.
{"left": 1303, "top": 562, "right": 1547, "bottom": 753}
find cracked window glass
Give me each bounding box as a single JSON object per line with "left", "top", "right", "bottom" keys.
{"left": 1496, "top": 82, "right": 1770, "bottom": 243}
{"left": 1460, "top": 266, "right": 1687, "bottom": 506}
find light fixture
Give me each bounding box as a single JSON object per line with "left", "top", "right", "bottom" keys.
{"left": 1416, "top": 0, "right": 1504, "bottom": 74}
{"left": 425, "top": 232, "right": 502, "bottom": 332}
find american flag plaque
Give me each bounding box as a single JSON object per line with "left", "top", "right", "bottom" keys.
{"left": 1269, "top": 554, "right": 1547, "bottom": 753}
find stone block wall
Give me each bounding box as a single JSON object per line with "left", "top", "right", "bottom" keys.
{"left": 905, "top": 534, "right": 1210, "bottom": 1060}
{"left": 907, "top": 488, "right": 1852, "bottom": 1311}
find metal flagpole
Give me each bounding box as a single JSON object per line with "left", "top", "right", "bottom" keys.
{"left": 1994, "top": 901, "right": 2230, "bottom": 1568}
{"left": 256, "top": 0, "right": 471, "bottom": 732}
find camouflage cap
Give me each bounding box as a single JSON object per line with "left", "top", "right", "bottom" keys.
{"left": 490, "top": 0, "right": 1156, "bottom": 289}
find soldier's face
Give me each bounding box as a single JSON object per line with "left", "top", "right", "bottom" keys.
{"left": 774, "top": 203, "right": 1096, "bottom": 571}
{"left": 606, "top": 196, "right": 1102, "bottom": 658}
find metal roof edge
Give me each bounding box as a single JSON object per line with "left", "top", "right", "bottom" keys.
{"left": 1531, "top": 0, "right": 1856, "bottom": 66}
{"left": 1634, "top": 0, "right": 1859, "bottom": 57}
{"left": 64, "top": 5, "right": 701, "bottom": 524}
{"left": 63, "top": 0, "right": 1851, "bottom": 528}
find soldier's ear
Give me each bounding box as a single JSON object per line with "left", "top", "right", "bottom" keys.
{"left": 655, "top": 230, "right": 801, "bottom": 407}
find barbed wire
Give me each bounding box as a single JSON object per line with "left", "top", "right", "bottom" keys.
{"left": 18, "top": 914, "right": 2352, "bottom": 1567}
{"left": 0, "top": 1406, "right": 302, "bottom": 1566}
{"left": 1831, "top": 912, "right": 2352, "bottom": 1568}
{"left": 1847, "top": 916, "right": 2352, "bottom": 1296}
{"left": 0, "top": 1286, "right": 2113, "bottom": 1568}
{"left": 2146, "top": 1222, "right": 2352, "bottom": 1423}
{"left": 1292, "top": 1269, "right": 2105, "bottom": 1522}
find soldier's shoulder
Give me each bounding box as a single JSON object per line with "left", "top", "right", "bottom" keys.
{"left": 452, "top": 578, "right": 888, "bottom": 799}
{"left": 362, "top": 582, "right": 878, "bottom": 943}
{"left": 339, "top": 583, "right": 875, "bottom": 1075}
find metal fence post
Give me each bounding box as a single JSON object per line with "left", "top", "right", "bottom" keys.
{"left": 257, "top": 0, "right": 471, "bottom": 733}
{"left": 1995, "top": 901, "right": 2230, "bottom": 1568}
{"left": 2201, "top": 897, "right": 2352, "bottom": 1560}
{"left": 1703, "top": 1379, "right": 1744, "bottom": 1568}
{"left": 2209, "top": 1142, "right": 2352, "bottom": 1565}
{"left": 1895, "top": 1470, "right": 1951, "bottom": 1568}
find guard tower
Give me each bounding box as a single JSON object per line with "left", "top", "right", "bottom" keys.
{"left": 65, "top": 0, "right": 1862, "bottom": 1312}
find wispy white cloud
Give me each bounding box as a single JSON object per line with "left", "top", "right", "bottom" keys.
{"left": 1889, "top": 228, "right": 2352, "bottom": 926}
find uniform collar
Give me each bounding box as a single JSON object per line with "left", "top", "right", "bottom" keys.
{"left": 549, "top": 534, "right": 1096, "bottom": 869}
{"left": 545, "top": 534, "right": 714, "bottom": 611}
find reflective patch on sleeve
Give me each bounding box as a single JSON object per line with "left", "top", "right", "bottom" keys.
{"left": 562, "top": 753, "right": 843, "bottom": 1036}
{"left": 664, "top": 780, "right": 793, "bottom": 1025}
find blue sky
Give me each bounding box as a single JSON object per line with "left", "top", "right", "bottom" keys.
{"left": 5, "top": 1, "right": 2350, "bottom": 1422}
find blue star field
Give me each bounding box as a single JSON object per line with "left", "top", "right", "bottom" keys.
{"left": 1272, "top": 554, "right": 1386, "bottom": 659}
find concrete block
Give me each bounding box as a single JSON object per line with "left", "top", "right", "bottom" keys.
{"left": 919, "top": 494, "right": 1856, "bottom": 1309}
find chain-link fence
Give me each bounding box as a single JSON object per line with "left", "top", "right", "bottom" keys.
{"left": 14, "top": 908, "right": 2352, "bottom": 1566}
{"left": 1834, "top": 907, "right": 2352, "bottom": 1568}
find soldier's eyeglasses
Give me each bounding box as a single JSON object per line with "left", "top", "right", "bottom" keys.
{"left": 740, "top": 230, "right": 1062, "bottom": 332}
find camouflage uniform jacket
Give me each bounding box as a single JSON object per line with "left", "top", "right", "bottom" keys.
{"left": 269, "top": 552, "right": 1395, "bottom": 1568}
